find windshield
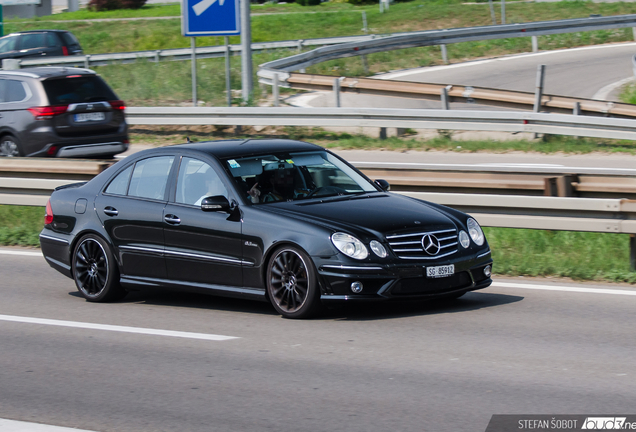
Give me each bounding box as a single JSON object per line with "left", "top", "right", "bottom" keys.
{"left": 224, "top": 151, "right": 378, "bottom": 204}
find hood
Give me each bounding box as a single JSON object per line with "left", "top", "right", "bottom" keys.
{"left": 260, "top": 193, "right": 459, "bottom": 239}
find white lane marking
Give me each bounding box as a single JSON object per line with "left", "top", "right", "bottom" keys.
{"left": 0, "top": 249, "right": 42, "bottom": 257}
{"left": 377, "top": 42, "right": 636, "bottom": 80}
{"left": 492, "top": 281, "right": 636, "bottom": 296}
{"left": 0, "top": 314, "right": 239, "bottom": 341}
{"left": 0, "top": 419, "right": 97, "bottom": 432}
{"left": 592, "top": 76, "right": 634, "bottom": 100}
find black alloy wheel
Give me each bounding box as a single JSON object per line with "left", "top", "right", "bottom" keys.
{"left": 266, "top": 246, "right": 322, "bottom": 319}
{"left": 0, "top": 135, "right": 21, "bottom": 157}
{"left": 72, "top": 234, "right": 126, "bottom": 302}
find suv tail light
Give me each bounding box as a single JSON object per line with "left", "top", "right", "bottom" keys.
{"left": 28, "top": 105, "right": 68, "bottom": 119}
{"left": 62, "top": 46, "right": 69, "bottom": 56}
{"left": 109, "top": 100, "right": 125, "bottom": 111}
{"left": 44, "top": 199, "right": 54, "bottom": 225}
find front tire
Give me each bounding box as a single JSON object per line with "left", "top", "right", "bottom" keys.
{"left": 72, "top": 234, "right": 126, "bottom": 302}
{"left": 266, "top": 246, "right": 322, "bottom": 319}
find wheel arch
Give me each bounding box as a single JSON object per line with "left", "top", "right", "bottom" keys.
{"left": 68, "top": 228, "right": 123, "bottom": 274}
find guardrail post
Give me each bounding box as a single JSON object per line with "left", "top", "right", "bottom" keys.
{"left": 333, "top": 77, "right": 344, "bottom": 108}
{"left": 84, "top": 55, "right": 90, "bottom": 69}
{"left": 633, "top": 27, "right": 636, "bottom": 41}
{"left": 273, "top": 73, "right": 280, "bottom": 107}
{"left": 489, "top": 0, "right": 496, "bottom": 25}
{"left": 225, "top": 36, "right": 232, "bottom": 107}
{"left": 155, "top": 50, "right": 160, "bottom": 63}
{"left": 441, "top": 87, "right": 450, "bottom": 110}
{"left": 532, "top": 36, "right": 538, "bottom": 53}
{"left": 362, "top": 11, "right": 368, "bottom": 34}
{"left": 630, "top": 234, "right": 636, "bottom": 271}
{"left": 533, "top": 65, "right": 546, "bottom": 112}
{"left": 297, "top": 40, "right": 306, "bottom": 73}
{"left": 501, "top": 0, "right": 506, "bottom": 25}
{"left": 379, "top": 127, "right": 387, "bottom": 140}
{"left": 441, "top": 44, "right": 448, "bottom": 65}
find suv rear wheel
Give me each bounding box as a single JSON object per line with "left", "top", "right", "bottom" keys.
{"left": 0, "top": 135, "right": 22, "bottom": 157}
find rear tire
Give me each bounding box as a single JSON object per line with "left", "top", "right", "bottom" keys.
{"left": 266, "top": 246, "right": 323, "bottom": 319}
{"left": 0, "top": 135, "right": 22, "bottom": 157}
{"left": 72, "top": 234, "right": 126, "bottom": 302}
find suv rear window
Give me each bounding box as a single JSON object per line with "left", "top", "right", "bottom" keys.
{"left": 61, "top": 32, "right": 80, "bottom": 46}
{"left": 42, "top": 75, "right": 118, "bottom": 105}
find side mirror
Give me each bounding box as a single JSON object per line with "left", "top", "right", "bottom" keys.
{"left": 374, "top": 179, "right": 390, "bottom": 191}
{"left": 201, "top": 195, "right": 231, "bottom": 212}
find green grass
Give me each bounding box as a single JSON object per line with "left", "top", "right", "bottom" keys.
{"left": 1, "top": 204, "right": 633, "bottom": 283}
{"left": 0, "top": 206, "right": 44, "bottom": 247}
{"left": 485, "top": 227, "right": 636, "bottom": 284}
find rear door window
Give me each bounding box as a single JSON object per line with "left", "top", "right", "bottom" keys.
{"left": 127, "top": 157, "right": 175, "bottom": 201}
{"left": 42, "top": 75, "right": 118, "bottom": 105}
{"left": 18, "top": 33, "right": 46, "bottom": 50}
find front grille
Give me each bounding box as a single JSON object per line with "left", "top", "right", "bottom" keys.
{"left": 391, "top": 271, "right": 472, "bottom": 295}
{"left": 386, "top": 228, "right": 458, "bottom": 260}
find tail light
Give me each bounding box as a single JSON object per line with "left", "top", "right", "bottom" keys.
{"left": 47, "top": 146, "right": 59, "bottom": 156}
{"left": 62, "top": 46, "right": 69, "bottom": 56}
{"left": 44, "top": 199, "right": 54, "bottom": 225}
{"left": 109, "top": 100, "right": 126, "bottom": 111}
{"left": 28, "top": 105, "right": 68, "bottom": 119}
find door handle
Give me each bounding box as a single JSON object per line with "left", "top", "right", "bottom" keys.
{"left": 164, "top": 214, "right": 181, "bottom": 225}
{"left": 103, "top": 206, "right": 118, "bottom": 217}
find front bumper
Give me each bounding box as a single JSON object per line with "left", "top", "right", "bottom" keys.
{"left": 315, "top": 249, "right": 493, "bottom": 302}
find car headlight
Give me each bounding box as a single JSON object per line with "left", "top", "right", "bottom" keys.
{"left": 370, "top": 240, "right": 387, "bottom": 258}
{"left": 459, "top": 230, "right": 470, "bottom": 248}
{"left": 332, "top": 233, "right": 368, "bottom": 260}
{"left": 467, "top": 218, "right": 485, "bottom": 246}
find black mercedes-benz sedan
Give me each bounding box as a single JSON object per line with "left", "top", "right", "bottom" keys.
{"left": 40, "top": 139, "right": 493, "bottom": 318}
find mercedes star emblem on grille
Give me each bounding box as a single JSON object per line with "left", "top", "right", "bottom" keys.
{"left": 421, "top": 234, "right": 441, "bottom": 255}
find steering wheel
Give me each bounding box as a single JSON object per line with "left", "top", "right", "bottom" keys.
{"left": 306, "top": 186, "right": 346, "bottom": 198}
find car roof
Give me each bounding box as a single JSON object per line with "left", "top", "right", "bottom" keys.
{"left": 0, "top": 67, "right": 95, "bottom": 79}
{"left": 152, "top": 139, "right": 325, "bottom": 159}
{"left": 6, "top": 30, "right": 70, "bottom": 35}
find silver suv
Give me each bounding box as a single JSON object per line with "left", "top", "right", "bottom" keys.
{"left": 0, "top": 67, "right": 128, "bottom": 157}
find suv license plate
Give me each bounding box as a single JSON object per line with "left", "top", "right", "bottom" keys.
{"left": 426, "top": 264, "right": 454, "bottom": 278}
{"left": 75, "top": 112, "right": 105, "bottom": 122}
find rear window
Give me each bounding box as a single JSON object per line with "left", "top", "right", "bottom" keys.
{"left": 42, "top": 75, "right": 118, "bottom": 105}
{"left": 60, "top": 32, "right": 80, "bottom": 46}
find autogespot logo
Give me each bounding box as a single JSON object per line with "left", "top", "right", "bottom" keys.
{"left": 582, "top": 418, "right": 628, "bottom": 430}
{"left": 421, "top": 234, "right": 441, "bottom": 255}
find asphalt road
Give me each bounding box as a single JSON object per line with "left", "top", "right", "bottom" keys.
{"left": 2, "top": 249, "right": 635, "bottom": 432}
{"left": 289, "top": 42, "right": 636, "bottom": 109}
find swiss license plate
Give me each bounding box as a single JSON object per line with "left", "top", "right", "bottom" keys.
{"left": 426, "top": 264, "right": 455, "bottom": 278}
{"left": 75, "top": 112, "right": 105, "bottom": 122}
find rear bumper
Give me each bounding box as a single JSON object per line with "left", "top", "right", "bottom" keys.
{"left": 56, "top": 142, "right": 128, "bottom": 157}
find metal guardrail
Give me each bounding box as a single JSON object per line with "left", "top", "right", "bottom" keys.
{"left": 2, "top": 160, "right": 635, "bottom": 236}
{"left": 125, "top": 106, "right": 636, "bottom": 141}
{"left": 258, "top": 15, "right": 636, "bottom": 83}
{"left": 13, "top": 34, "right": 382, "bottom": 69}
{"left": 286, "top": 73, "right": 636, "bottom": 118}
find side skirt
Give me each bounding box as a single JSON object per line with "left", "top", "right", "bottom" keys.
{"left": 120, "top": 276, "right": 268, "bottom": 302}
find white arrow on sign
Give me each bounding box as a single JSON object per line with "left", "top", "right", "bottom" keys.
{"left": 192, "top": 0, "right": 225, "bottom": 16}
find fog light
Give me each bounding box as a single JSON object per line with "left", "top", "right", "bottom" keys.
{"left": 483, "top": 265, "right": 492, "bottom": 278}
{"left": 351, "top": 281, "right": 363, "bottom": 293}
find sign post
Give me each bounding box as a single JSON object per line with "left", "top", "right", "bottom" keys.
{"left": 181, "top": 0, "right": 240, "bottom": 106}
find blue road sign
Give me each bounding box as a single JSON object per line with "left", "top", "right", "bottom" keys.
{"left": 181, "top": 0, "right": 240, "bottom": 37}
